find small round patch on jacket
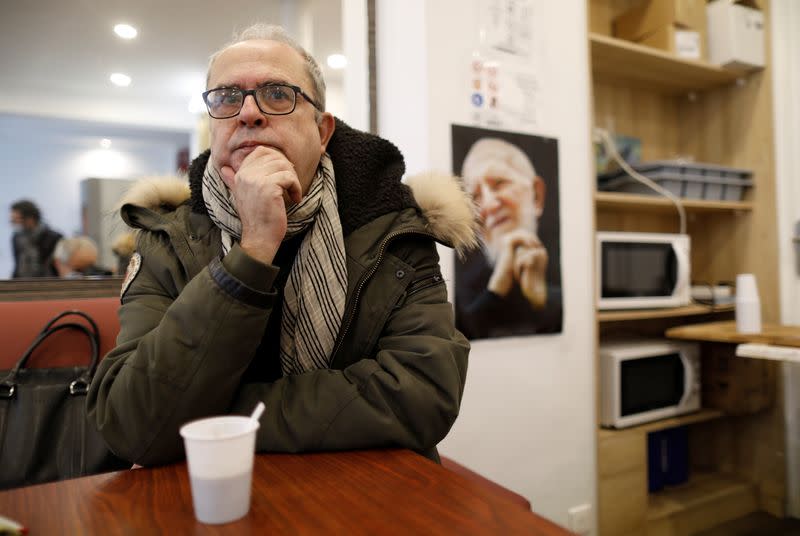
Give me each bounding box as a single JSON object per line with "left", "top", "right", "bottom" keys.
{"left": 120, "top": 252, "right": 142, "bottom": 300}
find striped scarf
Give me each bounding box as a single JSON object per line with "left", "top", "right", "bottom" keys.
{"left": 202, "top": 154, "right": 347, "bottom": 375}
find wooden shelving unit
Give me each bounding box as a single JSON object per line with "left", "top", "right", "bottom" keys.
{"left": 595, "top": 192, "right": 753, "bottom": 214}
{"left": 598, "top": 409, "right": 725, "bottom": 440}
{"left": 647, "top": 472, "right": 758, "bottom": 532}
{"left": 589, "top": 33, "right": 742, "bottom": 94}
{"left": 597, "top": 303, "right": 734, "bottom": 323}
{"left": 590, "top": 2, "right": 782, "bottom": 535}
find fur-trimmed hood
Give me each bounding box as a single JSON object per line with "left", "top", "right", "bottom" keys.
{"left": 119, "top": 119, "right": 477, "bottom": 254}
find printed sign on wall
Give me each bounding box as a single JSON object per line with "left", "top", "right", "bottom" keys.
{"left": 467, "top": 0, "right": 544, "bottom": 129}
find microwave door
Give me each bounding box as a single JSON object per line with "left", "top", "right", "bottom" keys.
{"left": 619, "top": 352, "right": 685, "bottom": 427}
{"left": 602, "top": 242, "right": 678, "bottom": 297}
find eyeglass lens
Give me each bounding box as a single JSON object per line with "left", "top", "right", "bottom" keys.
{"left": 205, "top": 85, "right": 297, "bottom": 118}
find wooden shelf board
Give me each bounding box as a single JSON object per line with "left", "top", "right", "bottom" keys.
{"left": 595, "top": 192, "right": 753, "bottom": 214}
{"left": 666, "top": 320, "right": 800, "bottom": 347}
{"left": 598, "top": 303, "right": 734, "bottom": 323}
{"left": 647, "top": 471, "right": 756, "bottom": 522}
{"left": 590, "top": 33, "right": 742, "bottom": 94}
{"left": 598, "top": 409, "right": 725, "bottom": 439}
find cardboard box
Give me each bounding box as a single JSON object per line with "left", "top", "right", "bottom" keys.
{"left": 707, "top": 0, "right": 765, "bottom": 71}
{"left": 702, "top": 344, "right": 776, "bottom": 416}
{"left": 614, "top": 0, "right": 707, "bottom": 42}
{"left": 639, "top": 24, "right": 703, "bottom": 60}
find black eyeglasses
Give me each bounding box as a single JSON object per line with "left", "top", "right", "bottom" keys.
{"left": 202, "top": 83, "right": 321, "bottom": 119}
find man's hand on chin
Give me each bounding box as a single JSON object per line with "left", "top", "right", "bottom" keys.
{"left": 219, "top": 147, "right": 303, "bottom": 266}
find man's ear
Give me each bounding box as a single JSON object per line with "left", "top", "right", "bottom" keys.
{"left": 533, "top": 176, "right": 546, "bottom": 218}
{"left": 318, "top": 112, "right": 336, "bottom": 152}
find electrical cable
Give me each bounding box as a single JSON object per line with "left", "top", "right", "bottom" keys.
{"left": 594, "top": 127, "right": 687, "bottom": 235}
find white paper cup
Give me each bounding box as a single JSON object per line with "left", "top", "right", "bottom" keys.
{"left": 179, "top": 416, "right": 259, "bottom": 524}
{"left": 736, "top": 273, "right": 759, "bottom": 301}
{"left": 735, "top": 273, "right": 762, "bottom": 334}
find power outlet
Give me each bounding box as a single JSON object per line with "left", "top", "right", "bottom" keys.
{"left": 567, "top": 503, "right": 592, "bottom": 535}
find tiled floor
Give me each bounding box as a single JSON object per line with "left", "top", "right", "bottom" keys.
{"left": 695, "top": 512, "right": 800, "bottom": 536}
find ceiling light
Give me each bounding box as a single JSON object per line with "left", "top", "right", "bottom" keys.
{"left": 114, "top": 23, "right": 138, "bottom": 39}
{"left": 326, "top": 54, "right": 348, "bottom": 70}
{"left": 100, "top": 138, "right": 112, "bottom": 149}
{"left": 110, "top": 73, "right": 131, "bottom": 87}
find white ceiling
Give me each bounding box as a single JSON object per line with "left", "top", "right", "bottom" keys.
{"left": 0, "top": 0, "right": 343, "bottom": 130}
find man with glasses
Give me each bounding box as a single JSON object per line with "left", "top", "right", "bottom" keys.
{"left": 88, "top": 24, "right": 475, "bottom": 466}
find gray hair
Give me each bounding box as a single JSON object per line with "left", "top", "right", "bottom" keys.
{"left": 54, "top": 236, "right": 98, "bottom": 265}
{"left": 207, "top": 23, "right": 327, "bottom": 113}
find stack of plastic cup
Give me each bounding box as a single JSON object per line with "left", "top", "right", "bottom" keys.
{"left": 735, "top": 273, "right": 762, "bottom": 334}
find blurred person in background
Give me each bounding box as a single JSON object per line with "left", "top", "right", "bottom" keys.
{"left": 9, "top": 199, "right": 63, "bottom": 278}
{"left": 53, "top": 236, "right": 112, "bottom": 278}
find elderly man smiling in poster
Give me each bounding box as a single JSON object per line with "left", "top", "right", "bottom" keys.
{"left": 455, "top": 134, "right": 563, "bottom": 340}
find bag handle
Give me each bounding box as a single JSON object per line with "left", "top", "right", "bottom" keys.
{"left": 27, "top": 309, "right": 101, "bottom": 380}
{"left": 0, "top": 322, "right": 99, "bottom": 399}
{"left": 41, "top": 310, "right": 100, "bottom": 342}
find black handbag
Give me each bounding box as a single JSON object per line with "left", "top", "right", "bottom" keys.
{"left": 0, "top": 310, "right": 127, "bottom": 489}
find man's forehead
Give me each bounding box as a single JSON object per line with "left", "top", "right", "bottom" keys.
{"left": 465, "top": 161, "right": 533, "bottom": 187}
{"left": 208, "top": 39, "right": 309, "bottom": 87}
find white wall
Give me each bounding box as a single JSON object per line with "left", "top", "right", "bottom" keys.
{"left": 0, "top": 113, "right": 190, "bottom": 278}
{"left": 325, "top": 81, "right": 348, "bottom": 122}
{"left": 771, "top": 0, "right": 800, "bottom": 519}
{"left": 377, "top": 0, "right": 596, "bottom": 532}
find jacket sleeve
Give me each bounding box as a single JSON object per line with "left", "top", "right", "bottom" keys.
{"left": 230, "top": 238, "right": 470, "bottom": 454}
{"left": 86, "top": 231, "right": 280, "bottom": 466}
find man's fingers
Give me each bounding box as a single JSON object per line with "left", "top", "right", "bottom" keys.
{"left": 520, "top": 265, "right": 547, "bottom": 309}
{"left": 221, "top": 166, "right": 236, "bottom": 188}
{"left": 513, "top": 246, "right": 548, "bottom": 279}
{"left": 287, "top": 182, "right": 303, "bottom": 204}
{"left": 502, "top": 228, "right": 542, "bottom": 251}
{"left": 266, "top": 171, "right": 303, "bottom": 205}
{"left": 230, "top": 155, "right": 303, "bottom": 205}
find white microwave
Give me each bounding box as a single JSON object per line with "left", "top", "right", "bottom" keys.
{"left": 597, "top": 232, "right": 691, "bottom": 310}
{"left": 600, "top": 340, "right": 701, "bottom": 429}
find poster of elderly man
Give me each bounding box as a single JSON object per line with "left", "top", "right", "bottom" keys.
{"left": 452, "top": 124, "right": 562, "bottom": 339}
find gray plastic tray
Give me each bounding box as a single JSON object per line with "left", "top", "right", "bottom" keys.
{"left": 598, "top": 161, "right": 753, "bottom": 201}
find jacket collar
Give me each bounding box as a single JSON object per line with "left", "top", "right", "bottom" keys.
{"left": 120, "top": 119, "right": 478, "bottom": 256}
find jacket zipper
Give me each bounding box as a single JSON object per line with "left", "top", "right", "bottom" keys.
{"left": 331, "top": 230, "right": 437, "bottom": 362}
{"left": 404, "top": 273, "right": 444, "bottom": 299}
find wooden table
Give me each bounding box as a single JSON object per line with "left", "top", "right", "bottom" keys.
{"left": 666, "top": 320, "right": 800, "bottom": 347}
{"left": 666, "top": 320, "right": 800, "bottom": 363}
{"left": 0, "top": 449, "right": 572, "bottom": 535}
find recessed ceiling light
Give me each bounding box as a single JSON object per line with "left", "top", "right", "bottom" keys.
{"left": 110, "top": 73, "right": 131, "bottom": 87}
{"left": 100, "top": 138, "right": 112, "bottom": 149}
{"left": 114, "top": 23, "right": 138, "bottom": 39}
{"left": 326, "top": 54, "right": 348, "bottom": 70}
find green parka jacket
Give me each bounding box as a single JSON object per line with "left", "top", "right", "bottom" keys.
{"left": 86, "top": 120, "right": 477, "bottom": 466}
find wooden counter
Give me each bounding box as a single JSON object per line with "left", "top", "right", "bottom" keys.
{"left": 665, "top": 320, "right": 800, "bottom": 348}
